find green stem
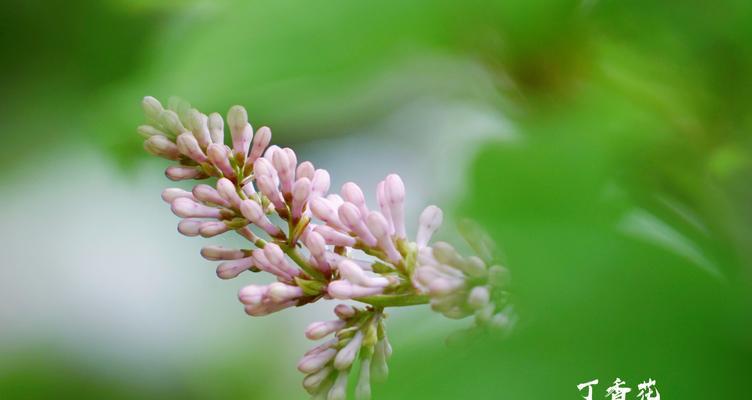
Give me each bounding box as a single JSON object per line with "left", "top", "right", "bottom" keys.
{"left": 284, "top": 246, "right": 325, "bottom": 281}
{"left": 355, "top": 294, "right": 430, "bottom": 308}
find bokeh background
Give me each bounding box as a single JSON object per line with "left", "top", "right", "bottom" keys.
{"left": 1, "top": 0, "right": 751, "bottom": 398}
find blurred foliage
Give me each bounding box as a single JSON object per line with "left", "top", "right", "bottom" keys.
{"left": 1, "top": 0, "right": 751, "bottom": 398}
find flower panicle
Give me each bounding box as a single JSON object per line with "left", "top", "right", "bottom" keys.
{"left": 138, "top": 96, "right": 513, "bottom": 399}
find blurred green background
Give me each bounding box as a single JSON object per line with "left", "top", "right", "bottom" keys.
{"left": 1, "top": 0, "right": 751, "bottom": 398}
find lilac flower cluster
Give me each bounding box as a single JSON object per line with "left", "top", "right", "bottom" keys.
{"left": 139, "top": 96, "right": 513, "bottom": 399}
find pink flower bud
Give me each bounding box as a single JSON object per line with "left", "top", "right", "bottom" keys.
{"left": 251, "top": 249, "right": 277, "bottom": 275}
{"left": 432, "top": 242, "right": 465, "bottom": 267}
{"left": 292, "top": 178, "right": 311, "bottom": 220}
{"left": 310, "top": 197, "right": 345, "bottom": 230}
{"left": 284, "top": 147, "right": 297, "bottom": 170}
{"left": 241, "top": 181, "right": 256, "bottom": 197}
{"left": 341, "top": 182, "right": 369, "bottom": 218}
{"left": 207, "top": 143, "right": 235, "bottom": 178}
{"left": 263, "top": 242, "right": 286, "bottom": 266}
{"left": 272, "top": 148, "right": 295, "bottom": 195}
{"left": 416, "top": 205, "right": 443, "bottom": 247}
{"left": 177, "top": 219, "right": 202, "bottom": 236}
{"left": 365, "top": 212, "right": 402, "bottom": 263}
{"left": 252, "top": 157, "right": 275, "bottom": 178}
{"left": 256, "top": 175, "right": 285, "bottom": 210}
{"left": 366, "top": 211, "right": 389, "bottom": 240}
{"left": 338, "top": 202, "right": 377, "bottom": 246}
{"left": 228, "top": 105, "right": 253, "bottom": 158}
{"left": 244, "top": 301, "right": 295, "bottom": 316}
{"left": 376, "top": 181, "right": 395, "bottom": 236}
{"left": 187, "top": 109, "right": 212, "bottom": 148}
{"left": 298, "top": 348, "right": 337, "bottom": 374}
{"left": 334, "top": 331, "right": 363, "bottom": 370}
{"left": 177, "top": 132, "right": 207, "bottom": 163}
{"left": 161, "top": 188, "right": 194, "bottom": 204}
{"left": 313, "top": 226, "right": 356, "bottom": 247}
{"left": 248, "top": 126, "right": 271, "bottom": 162}
{"left": 384, "top": 174, "right": 406, "bottom": 238}
{"left": 304, "top": 338, "right": 337, "bottom": 357}
{"left": 415, "top": 266, "right": 464, "bottom": 296}
{"left": 263, "top": 145, "right": 280, "bottom": 161}
{"left": 467, "top": 286, "right": 491, "bottom": 309}
{"left": 159, "top": 109, "right": 186, "bottom": 135}
{"left": 238, "top": 284, "right": 267, "bottom": 305}
{"left": 267, "top": 282, "right": 303, "bottom": 302}
{"left": 216, "top": 178, "right": 242, "bottom": 209}
{"left": 328, "top": 370, "right": 349, "bottom": 400}
{"left": 304, "top": 230, "right": 330, "bottom": 272}
{"left": 311, "top": 169, "right": 331, "bottom": 198}
{"left": 192, "top": 184, "right": 230, "bottom": 207}
{"left": 334, "top": 304, "right": 357, "bottom": 319}
{"left": 201, "top": 245, "right": 245, "bottom": 261}
{"left": 216, "top": 257, "right": 255, "bottom": 279}
{"left": 356, "top": 356, "right": 372, "bottom": 400}
{"left": 240, "top": 200, "right": 282, "bottom": 237}
{"left": 199, "top": 221, "right": 230, "bottom": 237}
{"left": 296, "top": 161, "right": 315, "bottom": 180}
{"left": 304, "top": 230, "right": 327, "bottom": 257}
{"left": 171, "top": 197, "right": 221, "bottom": 218}
{"left": 207, "top": 112, "right": 224, "bottom": 144}
{"left": 137, "top": 125, "right": 166, "bottom": 139}
{"left": 326, "top": 194, "right": 344, "bottom": 208}
{"left": 327, "top": 280, "right": 383, "bottom": 300}
{"left": 165, "top": 165, "right": 201, "bottom": 181}
{"left": 144, "top": 135, "right": 179, "bottom": 160}
{"left": 303, "top": 366, "right": 333, "bottom": 393}
{"left": 305, "top": 320, "right": 346, "bottom": 340}
{"left": 141, "top": 96, "right": 163, "bottom": 121}
{"left": 338, "top": 260, "right": 389, "bottom": 288}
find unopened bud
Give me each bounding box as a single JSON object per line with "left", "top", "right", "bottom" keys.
{"left": 305, "top": 320, "right": 346, "bottom": 340}
{"left": 161, "top": 188, "right": 194, "bottom": 204}
{"left": 217, "top": 178, "right": 242, "bottom": 209}
{"left": 201, "top": 245, "right": 245, "bottom": 261}
{"left": 171, "top": 197, "right": 221, "bottom": 218}
{"left": 416, "top": 205, "right": 443, "bottom": 247}
{"left": 207, "top": 143, "right": 235, "bottom": 178}
{"left": 144, "top": 135, "right": 179, "bottom": 160}
{"left": 384, "top": 174, "right": 406, "bottom": 238}
{"left": 199, "top": 221, "right": 230, "bottom": 237}
{"left": 248, "top": 126, "right": 271, "bottom": 162}
{"left": 216, "top": 257, "right": 255, "bottom": 279}
{"left": 208, "top": 112, "right": 224, "bottom": 144}
{"left": 311, "top": 169, "right": 331, "bottom": 198}
{"left": 165, "top": 165, "right": 202, "bottom": 181}
{"left": 192, "top": 184, "right": 230, "bottom": 207}
{"left": 228, "top": 105, "right": 253, "bottom": 158}
{"left": 296, "top": 161, "right": 315, "bottom": 180}
{"left": 334, "top": 331, "right": 363, "bottom": 370}
{"left": 298, "top": 348, "right": 337, "bottom": 374}
{"left": 177, "top": 219, "right": 202, "bottom": 236}
{"left": 176, "top": 132, "right": 207, "bottom": 163}
{"left": 141, "top": 96, "right": 163, "bottom": 121}
{"left": 187, "top": 109, "right": 212, "bottom": 148}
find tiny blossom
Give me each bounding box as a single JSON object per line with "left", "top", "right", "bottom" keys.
{"left": 138, "top": 96, "right": 515, "bottom": 399}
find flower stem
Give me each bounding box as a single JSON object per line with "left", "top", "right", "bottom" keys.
{"left": 284, "top": 246, "right": 325, "bottom": 281}
{"left": 355, "top": 294, "right": 430, "bottom": 308}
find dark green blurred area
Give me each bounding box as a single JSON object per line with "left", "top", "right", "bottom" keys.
{"left": 1, "top": 0, "right": 751, "bottom": 399}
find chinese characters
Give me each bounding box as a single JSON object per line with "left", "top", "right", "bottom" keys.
{"left": 577, "top": 378, "right": 660, "bottom": 400}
